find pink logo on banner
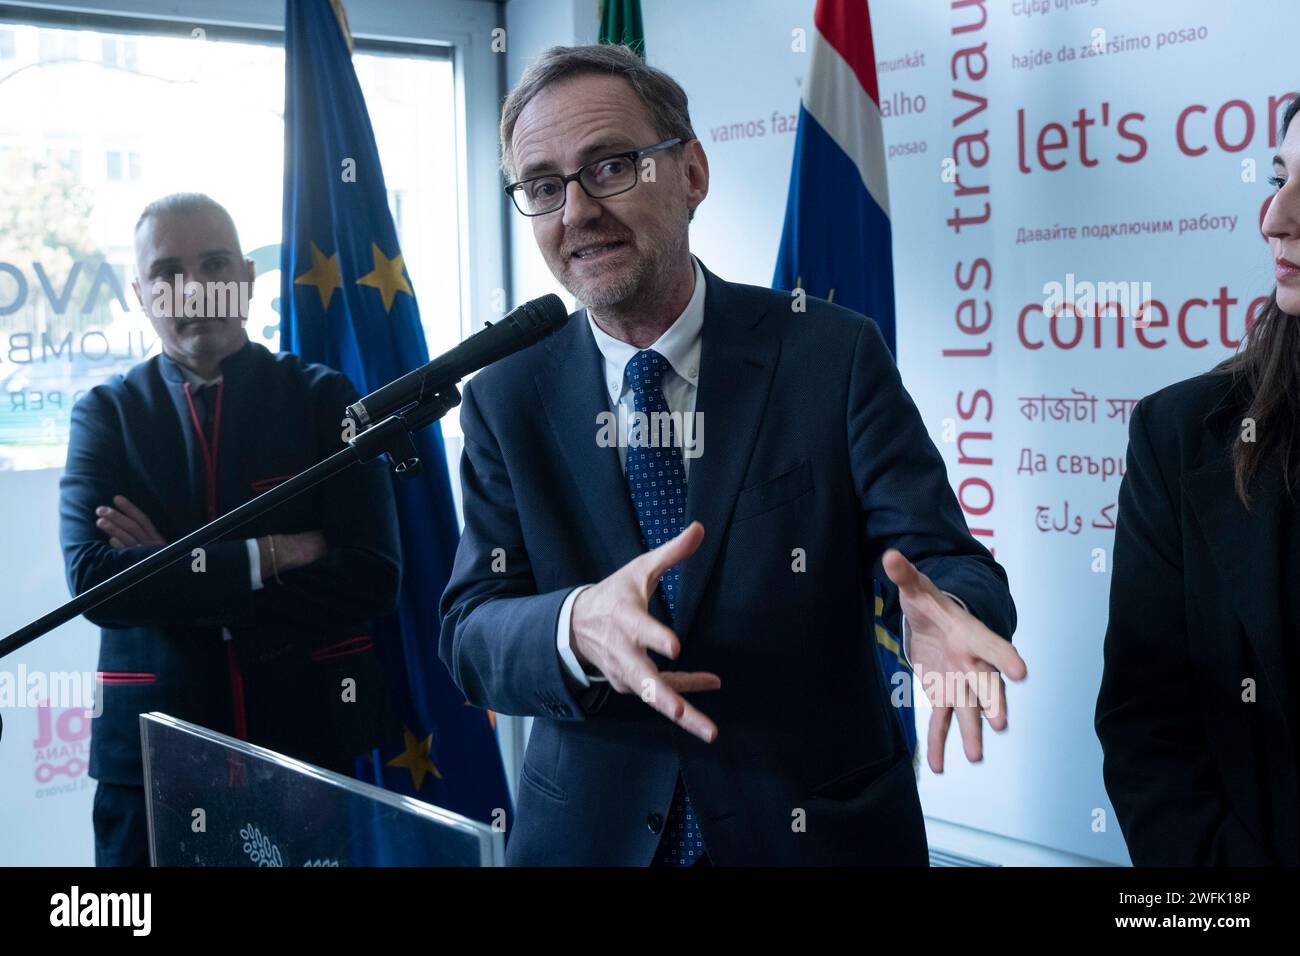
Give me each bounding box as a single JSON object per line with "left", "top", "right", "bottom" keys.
{"left": 32, "top": 700, "right": 91, "bottom": 790}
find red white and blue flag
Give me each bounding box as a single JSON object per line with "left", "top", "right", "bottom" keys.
{"left": 773, "top": 0, "right": 895, "bottom": 351}
{"left": 773, "top": 1, "right": 913, "bottom": 757}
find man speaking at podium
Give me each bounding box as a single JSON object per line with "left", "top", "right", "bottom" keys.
{"left": 439, "top": 45, "right": 1024, "bottom": 866}
{"left": 60, "top": 194, "right": 402, "bottom": 866}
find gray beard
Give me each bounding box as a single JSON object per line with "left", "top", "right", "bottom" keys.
{"left": 565, "top": 232, "right": 684, "bottom": 317}
{"left": 571, "top": 269, "right": 643, "bottom": 310}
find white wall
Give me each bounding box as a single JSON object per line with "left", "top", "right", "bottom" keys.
{"left": 502, "top": 0, "right": 599, "bottom": 312}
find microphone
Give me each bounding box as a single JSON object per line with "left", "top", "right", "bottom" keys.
{"left": 346, "top": 293, "right": 569, "bottom": 427}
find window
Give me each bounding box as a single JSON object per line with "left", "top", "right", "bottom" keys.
{"left": 388, "top": 189, "right": 405, "bottom": 235}
{"left": 37, "top": 29, "right": 76, "bottom": 61}
{"left": 105, "top": 149, "right": 141, "bottom": 182}
{"left": 42, "top": 141, "right": 81, "bottom": 178}
{"left": 0, "top": 19, "right": 460, "bottom": 470}
{"left": 100, "top": 37, "right": 137, "bottom": 70}
{"left": 0, "top": 29, "right": 15, "bottom": 60}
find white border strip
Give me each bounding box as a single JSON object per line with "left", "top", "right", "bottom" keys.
{"left": 927, "top": 816, "right": 1121, "bottom": 867}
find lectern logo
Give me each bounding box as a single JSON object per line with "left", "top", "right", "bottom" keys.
{"left": 239, "top": 822, "right": 340, "bottom": 867}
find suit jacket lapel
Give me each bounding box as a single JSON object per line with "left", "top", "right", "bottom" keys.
{"left": 215, "top": 343, "right": 258, "bottom": 514}
{"left": 156, "top": 353, "right": 209, "bottom": 531}
{"left": 536, "top": 310, "right": 649, "bottom": 585}
{"left": 156, "top": 341, "right": 260, "bottom": 530}
{"left": 673, "top": 264, "right": 779, "bottom": 640}
{"left": 535, "top": 263, "right": 780, "bottom": 638}
{"left": 1183, "top": 414, "right": 1290, "bottom": 738}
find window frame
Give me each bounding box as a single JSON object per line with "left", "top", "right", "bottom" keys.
{"left": 0, "top": 0, "right": 506, "bottom": 365}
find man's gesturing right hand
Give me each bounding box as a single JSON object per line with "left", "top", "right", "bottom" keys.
{"left": 570, "top": 521, "right": 720, "bottom": 743}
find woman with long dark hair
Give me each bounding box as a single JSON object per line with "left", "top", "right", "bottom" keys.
{"left": 1096, "top": 93, "right": 1300, "bottom": 865}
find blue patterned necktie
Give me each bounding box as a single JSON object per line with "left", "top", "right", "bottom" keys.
{"left": 624, "top": 348, "right": 706, "bottom": 867}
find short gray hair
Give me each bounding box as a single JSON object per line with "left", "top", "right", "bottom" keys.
{"left": 499, "top": 44, "right": 697, "bottom": 181}
{"left": 134, "top": 192, "right": 241, "bottom": 250}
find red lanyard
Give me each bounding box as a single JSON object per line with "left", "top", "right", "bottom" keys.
{"left": 182, "top": 378, "right": 247, "bottom": 740}
{"left": 182, "top": 380, "right": 224, "bottom": 522}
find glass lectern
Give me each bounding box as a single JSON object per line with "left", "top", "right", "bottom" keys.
{"left": 140, "top": 712, "right": 504, "bottom": 866}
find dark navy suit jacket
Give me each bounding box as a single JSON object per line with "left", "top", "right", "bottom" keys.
{"left": 60, "top": 341, "right": 401, "bottom": 786}
{"left": 440, "top": 261, "right": 1016, "bottom": 865}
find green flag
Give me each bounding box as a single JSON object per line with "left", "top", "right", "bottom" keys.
{"left": 598, "top": 0, "right": 645, "bottom": 59}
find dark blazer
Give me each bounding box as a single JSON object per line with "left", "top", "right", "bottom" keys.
{"left": 60, "top": 341, "right": 402, "bottom": 786}
{"left": 1096, "top": 370, "right": 1299, "bottom": 865}
{"left": 439, "top": 260, "right": 1016, "bottom": 865}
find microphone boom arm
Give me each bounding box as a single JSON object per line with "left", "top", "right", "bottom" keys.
{"left": 0, "top": 383, "right": 461, "bottom": 682}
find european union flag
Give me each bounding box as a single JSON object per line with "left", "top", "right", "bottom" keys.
{"left": 773, "top": 0, "right": 913, "bottom": 760}
{"left": 279, "top": 0, "right": 512, "bottom": 829}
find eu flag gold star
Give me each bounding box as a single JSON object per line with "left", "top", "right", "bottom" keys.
{"left": 356, "top": 242, "right": 413, "bottom": 313}
{"left": 793, "top": 274, "right": 835, "bottom": 304}
{"left": 386, "top": 727, "right": 442, "bottom": 791}
{"left": 293, "top": 242, "right": 342, "bottom": 310}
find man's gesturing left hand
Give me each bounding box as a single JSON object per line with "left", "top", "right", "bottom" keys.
{"left": 883, "top": 549, "right": 1028, "bottom": 775}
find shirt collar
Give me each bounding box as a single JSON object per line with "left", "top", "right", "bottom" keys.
{"left": 160, "top": 340, "right": 255, "bottom": 387}
{"left": 587, "top": 255, "right": 705, "bottom": 401}
{"left": 173, "top": 361, "right": 223, "bottom": 389}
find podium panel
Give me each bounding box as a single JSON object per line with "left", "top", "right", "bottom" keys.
{"left": 140, "top": 712, "right": 503, "bottom": 866}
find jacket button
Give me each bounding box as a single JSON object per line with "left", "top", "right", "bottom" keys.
{"left": 646, "top": 812, "right": 663, "bottom": 834}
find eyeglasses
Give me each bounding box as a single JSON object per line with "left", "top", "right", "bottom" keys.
{"left": 505, "top": 138, "right": 684, "bottom": 216}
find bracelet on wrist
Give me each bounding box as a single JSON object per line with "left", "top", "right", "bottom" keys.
{"left": 268, "top": 534, "right": 283, "bottom": 584}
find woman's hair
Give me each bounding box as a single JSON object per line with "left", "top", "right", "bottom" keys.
{"left": 1215, "top": 93, "right": 1300, "bottom": 506}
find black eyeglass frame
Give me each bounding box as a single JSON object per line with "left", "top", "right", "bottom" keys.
{"left": 504, "top": 138, "right": 685, "bottom": 216}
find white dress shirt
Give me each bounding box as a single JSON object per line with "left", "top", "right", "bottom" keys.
{"left": 555, "top": 256, "right": 704, "bottom": 686}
